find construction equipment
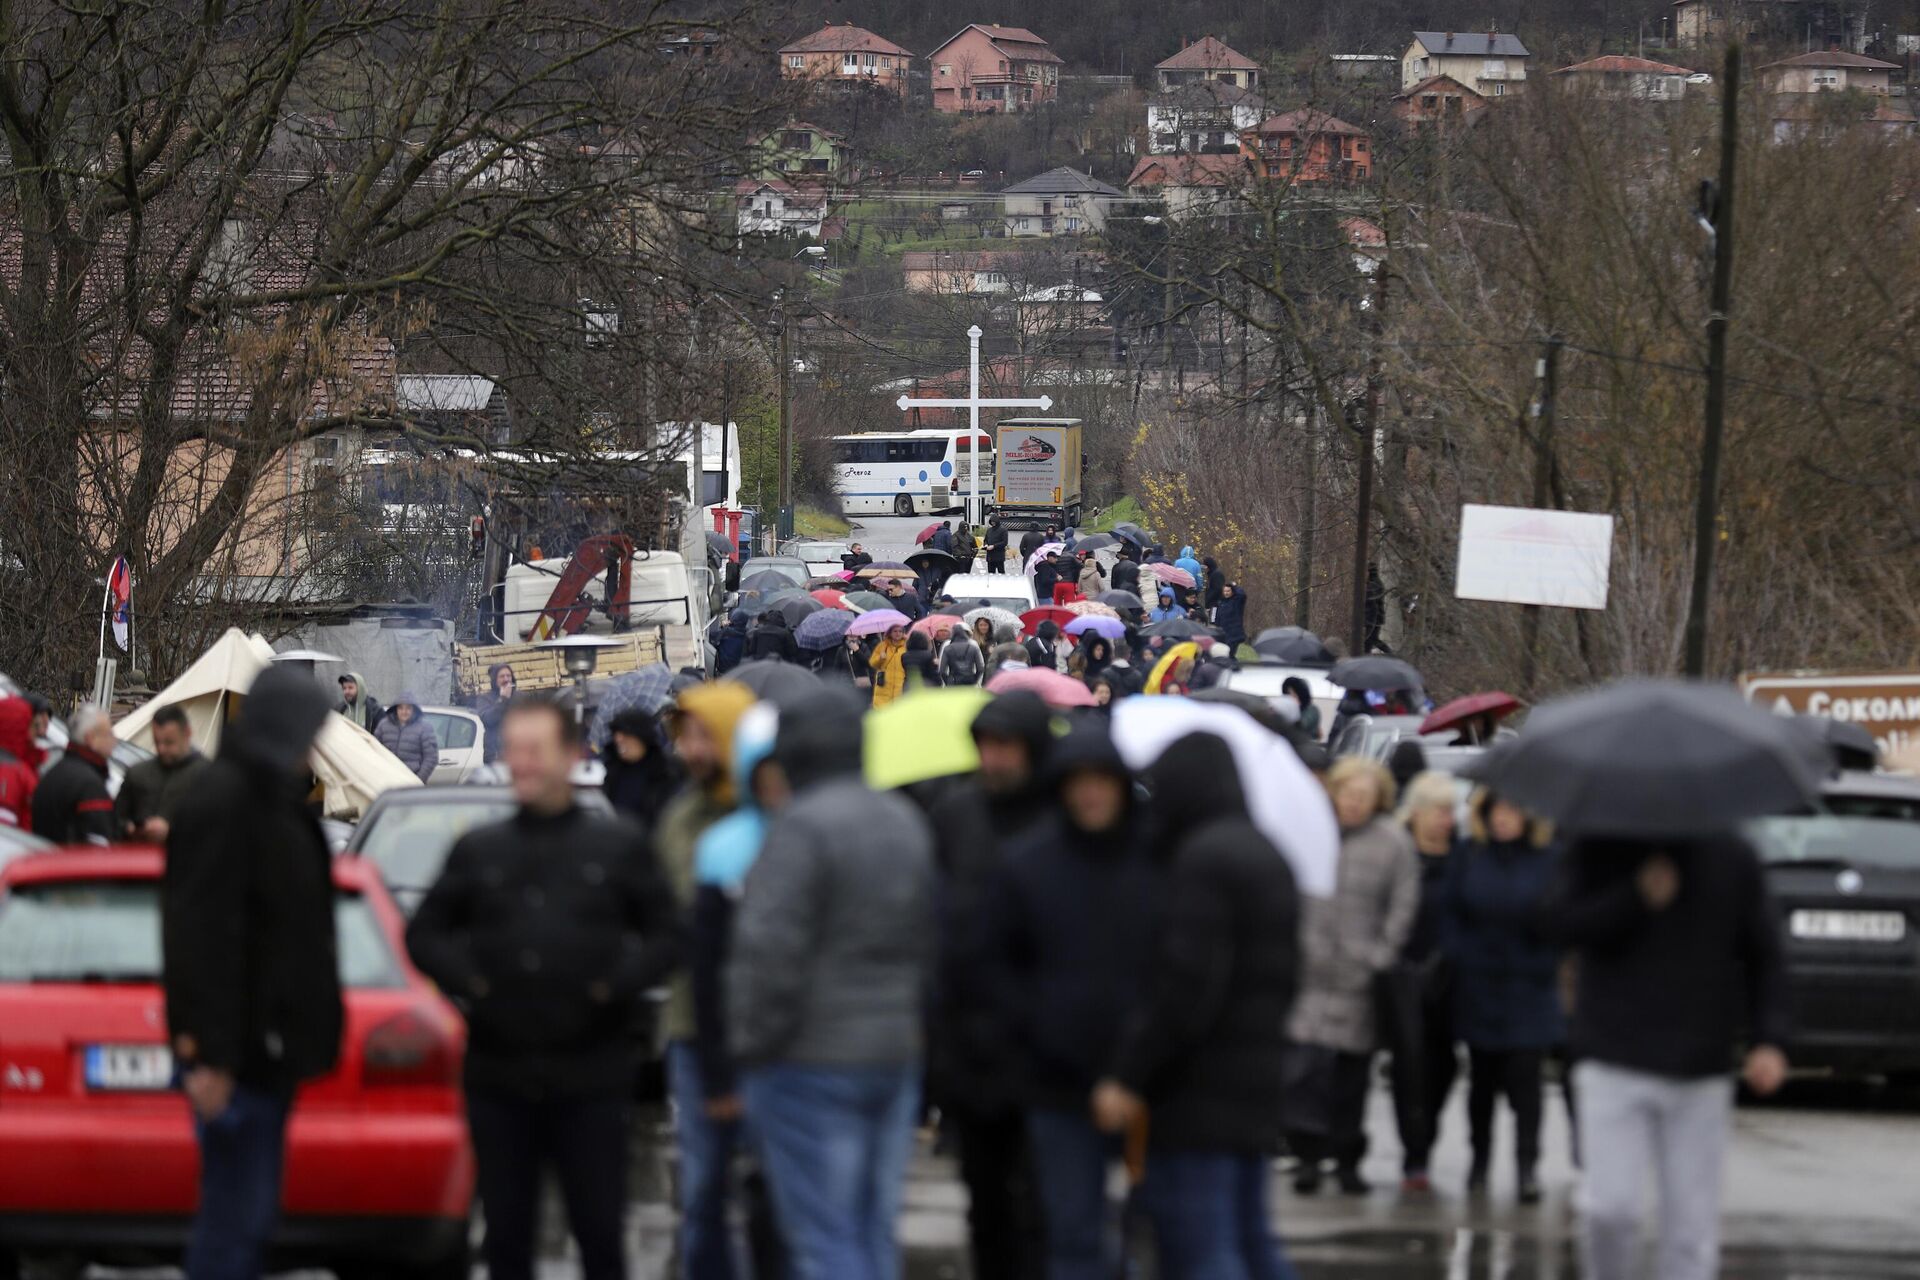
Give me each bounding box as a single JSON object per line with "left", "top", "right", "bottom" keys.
{"left": 526, "top": 534, "right": 635, "bottom": 641}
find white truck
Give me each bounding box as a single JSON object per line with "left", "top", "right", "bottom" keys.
{"left": 495, "top": 548, "right": 712, "bottom": 671}
{"left": 991, "top": 418, "right": 1084, "bottom": 530}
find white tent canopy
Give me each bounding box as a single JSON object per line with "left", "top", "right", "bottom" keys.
{"left": 116, "top": 629, "right": 420, "bottom": 819}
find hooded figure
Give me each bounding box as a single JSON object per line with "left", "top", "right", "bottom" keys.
{"left": 1076, "top": 553, "right": 1106, "bottom": 599}
{"left": 745, "top": 613, "right": 800, "bottom": 665}
{"left": 714, "top": 609, "right": 750, "bottom": 676}
{"left": 939, "top": 626, "right": 986, "bottom": 687}
{"left": 0, "top": 697, "right": 41, "bottom": 829}
{"left": 1213, "top": 582, "right": 1249, "bottom": 649}
{"left": 1204, "top": 557, "right": 1225, "bottom": 612}
{"left": 602, "top": 708, "right": 681, "bottom": 832}
{"left": 163, "top": 666, "right": 342, "bottom": 1278}
{"left": 472, "top": 664, "right": 514, "bottom": 763}
{"left": 1176, "top": 545, "right": 1206, "bottom": 595}
{"left": 1149, "top": 590, "right": 1187, "bottom": 624}
{"left": 1080, "top": 636, "right": 1115, "bottom": 684}
{"left": 1032, "top": 554, "right": 1063, "bottom": 603}
{"left": 1107, "top": 732, "right": 1301, "bottom": 1279}
{"left": 903, "top": 630, "right": 941, "bottom": 689}
{"left": 1024, "top": 620, "right": 1064, "bottom": 672}
{"left": 336, "top": 670, "right": 384, "bottom": 733}
{"left": 373, "top": 691, "right": 438, "bottom": 782}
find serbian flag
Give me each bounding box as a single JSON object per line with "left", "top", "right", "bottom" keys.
{"left": 107, "top": 556, "right": 132, "bottom": 653}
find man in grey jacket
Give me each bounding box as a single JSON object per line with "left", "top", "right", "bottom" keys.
{"left": 729, "top": 687, "right": 935, "bottom": 1280}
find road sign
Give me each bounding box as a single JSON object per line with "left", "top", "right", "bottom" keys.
{"left": 1741, "top": 669, "right": 1920, "bottom": 763}
{"left": 895, "top": 325, "right": 1053, "bottom": 522}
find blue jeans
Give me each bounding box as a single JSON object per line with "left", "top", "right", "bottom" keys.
{"left": 1141, "top": 1151, "right": 1298, "bottom": 1280}
{"left": 670, "top": 1041, "right": 743, "bottom": 1280}
{"left": 186, "top": 1084, "right": 291, "bottom": 1280}
{"left": 1026, "top": 1108, "right": 1120, "bottom": 1280}
{"left": 741, "top": 1062, "right": 918, "bottom": 1280}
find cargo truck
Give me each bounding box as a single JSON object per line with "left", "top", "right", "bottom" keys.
{"left": 990, "top": 418, "right": 1084, "bottom": 529}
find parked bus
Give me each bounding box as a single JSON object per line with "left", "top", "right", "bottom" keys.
{"left": 829, "top": 429, "right": 995, "bottom": 517}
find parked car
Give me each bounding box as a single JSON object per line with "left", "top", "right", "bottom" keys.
{"left": 1221, "top": 664, "right": 1342, "bottom": 741}
{"left": 345, "top": 785, "right": 611, "bottom": 916}
{"left": 1746, "top": 773, "right": 1920, "bottom": 1083}
{"left": 785, "top": 540, "right": 854, "bottom": 578}
{"left": 942, "top": 571, "right": 1035, "bottom": 617}
{"left": 1329, "top": 713, "right": 1430, "bottom": 760}
{"left": 1822, "top": 770, "right": 1920, "bottom": 822}
{"left": 0, "top": 848, "right": 473, "bottom": 1276}
{"left": 0, "top": 826, "right": 51, "bottom": 871}
{"left": 418, "top": 706, "right": 487, "bottom": 785}
{"left": 728, "top": 555, "right": 808, "bottom": 595}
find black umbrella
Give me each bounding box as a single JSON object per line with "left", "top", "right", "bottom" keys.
{"left": 1253, "top": 626, "right": 1336, "bottom": 665}
{"left": 1074, "top": 532, "right": 1121, "bottom": 553}
{"left": 1471, "top": 679, "right": 1824, "bottom": 838}
{"left": 1111, "top": 521, "right": 1152, "bottom": 546}
{"left": 722, "top": 660, "right": 824, "bottom": 709}
{"left": 1188, "top": 686, "right": 1297, "bottom": 735}
{"left": 1329, "top": 655, "right": 1423, "bottom": 693}
{"left": 932, "top": 603, "right": 971, "bottom": 618}
{"left": 704, "top": 530, "right": 735, "bottom": 560}
{"left": 1100, "top": 589, "right": 1145, "bottom": 610}
{"left": 1140, "top": 618, "right": 1219, "bottom": 640}
{"left": 738, "top": 570, "right": 793, "bottom": 593}
{"left": 905, "top": 548, "right": 958, "bottom": 578}
{"left": 734, "top": 590, "right": 778, "bottom": 618}
{"left": 1793, "top": 714, "right": 1879, "bottom": 773}
{"left": 770, "top": 594, "right": 825, "bottom": 628}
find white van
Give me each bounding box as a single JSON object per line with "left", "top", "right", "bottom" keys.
{"left": 498, "top": 549, "right": 712, "bottom": 669}
{"left": 941, "top": 572, "right": 1035, "bottom": 616}
{"left": 1221, "top": 664, "right": 1342, "bottom": 741}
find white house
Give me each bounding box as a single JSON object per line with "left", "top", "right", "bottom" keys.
{"left": 1146, "top": 82, "right": 1266, "bottom": 154}
{"left": 1402, "top": 30, "right": 1531, "bottom": 96}
{"left": 734, "top": 178, "right": 828, "bottom": 239}
{"left": 1552, "top": 55, "right": 1695, "bottom": 100}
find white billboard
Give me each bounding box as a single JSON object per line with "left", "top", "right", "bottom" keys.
{"left": 1454, "top": 503, "right": 1614, "bottom": 610}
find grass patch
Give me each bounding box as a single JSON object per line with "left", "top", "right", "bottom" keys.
{"left": 1087, "top": 496, "right": 1147, "bottom": 533}
{"left": 794, "top": 505, "right": 852, "bottom": 538}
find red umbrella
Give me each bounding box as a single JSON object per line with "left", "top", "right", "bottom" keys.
{"left": 987, "top": 665, "right": 1099, "bottom": 708}
{"left": 1020, "top": 605, "right": 1078, "bottom": 636}
{"left": 810, "top": 588, "right": 849, "bottom": 609}
{"left": 1152, "top": 563, "right": 1196, "bottom": 590}
{"left": 916, "top": 522, "right": 941, "bottom": 545}
{"left": 1421, "top": 691, "right": 1523, "bottom": 737}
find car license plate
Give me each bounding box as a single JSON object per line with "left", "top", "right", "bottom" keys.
{"left": 83, "top": 1044, "right": 174, "bottom": 1091}
{"left": 1789, "top": 910, "right": 1907, "bottom": 943}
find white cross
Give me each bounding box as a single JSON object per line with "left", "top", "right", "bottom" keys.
{"left": 895, "top": 325, "right": 1054, "bottom": 522}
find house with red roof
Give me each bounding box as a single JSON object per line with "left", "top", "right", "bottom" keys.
{"left": 1759, "top": 49, "right": 1900, "bottom": 96}
{"left": 928, "top": 25, "right": 1063, "bottom": 114}
{"left": 1553, "top": 55, "right": 1697, "bottom": 100}
{"left": 1240, "top": 110, "right": 1372, "bottom": 184}
{"left": 1391, "top": 74, "right": 1491, "bottom": 133}
{"left": 1125, "top": 153, "right": 1249, "bottom": 218}
{"left": 778, "top": 23, "right": 915, "bottom": 98}
{"left": 1154, "top": 36, "right": 1263, "bottom": 92}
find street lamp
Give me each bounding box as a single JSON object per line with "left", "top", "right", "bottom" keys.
{"left": 270, "top": 648, "right": 344, "bottom": 679}
{"left": 539, "top": 634, "right": 629, "bottom": 723}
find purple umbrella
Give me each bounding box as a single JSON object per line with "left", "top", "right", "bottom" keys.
{"left": 847, "top": 609, "right": 912, "bottom": 637}
{"left": 1065, "top": 614, "right": 1127, "bottom": 641}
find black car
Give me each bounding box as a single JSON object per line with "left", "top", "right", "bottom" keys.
{"left": 1746, "top": 773, "right": 1920, "bottom": 1083}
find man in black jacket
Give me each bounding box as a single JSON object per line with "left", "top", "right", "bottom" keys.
{"left": 744, "top": 613, "right": 800, "bottom": 664}
{"left": 33, "top": 704, "right": 116, "bottom": 844}
{"left": 984, "top": 516, "right": 1009, "bottom": 574}
{"left": 1539, "top": 834, "right": 1788, "bottom": 1280}
{"left": 1109, "top": 546, "right": 1140, "bottom": 596}
{"left": 408, "top": 696, "right": 681, "bottom": 1280}
{"left": 163, "top": 667, "right": 342, "bottom": 1280}
{"left": 1095, "top": 732, "right": 1301, "bottom": 1280}
{"left": 984, "top": 723, "right": 1162, "bottom": 1280}
{"left": 1031, "top": 552, "right": 1063, "bottom": 606}
{"left": 928, "top": 694, "right": 1056, "bottom": 1280}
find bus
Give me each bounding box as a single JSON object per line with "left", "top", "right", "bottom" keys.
{"left": 829, "top": 429, "right": 996, "bottom": 517}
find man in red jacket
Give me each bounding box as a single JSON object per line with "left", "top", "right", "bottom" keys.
{"left": 0, "top": 697, "right": 41, "bottom": 830}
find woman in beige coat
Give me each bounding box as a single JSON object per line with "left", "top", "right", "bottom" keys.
{"left": 1287, "top": 756, "right": 1422, "bottom": 1194}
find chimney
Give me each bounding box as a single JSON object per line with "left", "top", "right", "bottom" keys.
{"left": 1444, "top": 31, "right": 1455, "bottom": 49}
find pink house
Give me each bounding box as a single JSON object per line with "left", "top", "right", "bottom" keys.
{"left": 928, "top": 24, "right": 1063, "bottom": 114}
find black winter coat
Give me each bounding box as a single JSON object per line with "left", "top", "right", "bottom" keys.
{"left": 1109, "top": 559, "right": 1141, "bottom": 595}
{"left": 406, "top": 805, "right": 683, "bottom": 1098}
{"left": 1115, "top": 732, "right": 1300, "bottom": 1152}
{"left": 32, "top": 747, "right": 114, "bottom": 845}
{"left": 1444, "top": 839, "right": 1564, "bottom": 1051}
{"left": 1018, "top": 530, "right": 1044, "bottom": 561}
{"left": 745, "top": 619, "right": 800, "bottom": 664}
{"left": 1212, "top": 589, "right": 1249, "bottom": 648}
{"left": 163, "top": 675, "right": 342, "bottom": 1089}
{"left": 1032, "top": 562, "right": 1061, "bottom": 601}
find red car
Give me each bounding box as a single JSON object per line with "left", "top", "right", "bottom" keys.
{"left": 0, "top": 849, "right": 474, "bottom": 1276}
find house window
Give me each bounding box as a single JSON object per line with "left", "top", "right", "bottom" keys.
{"left": 1493, "top": 82, "right": 1505, "bottom": 96}
{"left": 1156, "top": 132, "right": 1177, "bottom": 149}
{"left": 939, "top": 63, "right": 951, "bottom": 75}
{"left": 1813, "top": 71, "right": 1839, "bottom": 88}
{"left": 1483, "top": 58, "right": 1504, "bottom": 80}
{"left": 842, "top": 53, "right": 859, "bottom": 72}
{"left": 786, "top": 55, "right": 804, "bottom": 69}
{"left": 1027, "top": 65, "right": 1039, "bottom": 80}
{"left": 1047, "top": 67, "right": 1057, "bottom": 83}
{"left": 1355, "top": 139, "right": 1368, "bottom": 153}
{"left": 1422, "top": 94, "right": 1439, "bottom": 110}
{"left": 1064, "top": 215, "right": 1082, "bottom": 232}
{"left": 864, "top": 52, "right": 877, "bottom": 70}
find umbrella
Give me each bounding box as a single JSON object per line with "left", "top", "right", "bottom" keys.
{"left": 810, "top": 588, "right": 849, "bottom": 609}
{"left": 964, "top": 606, "right": 1023, "bottom": 637}
{"left": 734, "top": 591, "right": 780, "bottom": 618}
{"left": 1140, "top": 618, "right": 1217, "bottom": 640}
{"left": 1064, "top": 615, "right": 1126, "bottom": 641}
{"left": 770, "top": 594, "right": 825, "bottom": 628}
{"left": 1252, "top": 626, "right": 1336, "bottom": 664}
{"left": 915, "top": 522, "right": 942, "bottom": 545}
{"left": 1421, "top": 691, "right": 1523, "bottom": 737}
{"left": 905, "top": 548, "right": 958, "bottom": 578}
{"left": 738, "top": 571, "right": 793, "bottom": 593}
{"left": 806, "top": 575, "right": 849, "bottom": 591}
{"left": 987, "top": 666, "right": 1098, "bottom": 709}
{"left": 844, "top": 591, "right": 892, "bottom": 613}
{"left": 1064, "top": 599, "right": 1120, "bottom": 619}
{"left": 704, "top": 530, "right": 735, "bottom": 560}
{"left": 1145, "top": 642, "right": 1200, "bottom": 694}
{"left": 583, "top": 664, "right": 677, "bottom": 749}
{"left": 1021, "top": 605, "right": 1077, "bottom": 635}
{"left": 1113, "top": 697, "right": 1339, "bottom": 898}
{"left": 864, "top": 686, "right": 995, "bottom": 790}
{"left": 1792, "top": 714, "right": 1879, "bottom": 772}
{"left": 1024, "top": 542, "right": 1065, "bottom": 574}
{"left": 1330, "top": 655, "right": 1424, "bottom": 693}
{"left": 1152, "top": 563, "right": 1196, "bottom": 590}
{"left": 853, "top": 562, "right": 915, "bottom": 580}
{"left": 1074, "top": 532, "right": 1121, "bottom": 553}
{"left": 1471, "top": 679, "right": 1824, "bottom": 838}
{"left": 795, "top": 609, "right": 856, "bottom": 650}
{"left": 722, "top": 660, "right": 824, "bottom": 709}
{"left": 1190, "top": 685, "right": 1299, "bottom": 735}
{"left": 932, "top": 603, "right": 971, "bottom": 618}
{"left": 847, "top": 609, "right": 912, "bottom": 637}
{"left": 1100, "top": 589, "right": 1146, "bottom": 611}
{"left": 1111, "top": 521, "right": 1153, "bottom": 544}
{"left": 911, "top": 613, "right": 960, "bottom": 639}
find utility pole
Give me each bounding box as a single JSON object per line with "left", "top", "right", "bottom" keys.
{"left": 776, "top": 306, "right": 792, "bottom": 545}
{"left": 1683, "top": 43, "right": 1739, "bottom": 678}
{"left": 1520, "top": 335, "right": 1561, "bottom": 694}
{"left": 1349, "top": 271, "right": 1386, "bottom": 656}
{"left": 1295, "top": 410, "right": 1315, "bottom": 626}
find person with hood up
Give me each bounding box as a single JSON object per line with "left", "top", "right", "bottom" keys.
{"left": 729, "top": 688, "right": 936, "bottom": 1280}
{"left": 928, "top": 694, "right": 1057, "bottom": 1280}
{"left": 1018, "top": 526, "right": 1045, "bottom": 564}
{"left": 1148, "top": 589, "right": 1187, "bottom": 624}
{"left": 163, "top": 666, "right": 342, "bottom": 1278}
{"left": 407, "top": 695, "right": 681, "bottom": 1280}
{"left": 1203, "top": 557, "right": 1225, "bottom": 613}
{"left": 115, "top": 703, "right": 210, "bottom": 843}
{"left": 1176, "top": 545, "right": 1206, "bottom": 596}
{"left": 685, "top": 704, "right": 789, "bottom": 1280}
{"left": 1213, "top": 582, "right": 1249, "bottom": 650}
{"left": 983, "top": 722, "right": 1162, "bottom": 1280}
{"left": 1109, "top": 545, "right": 1141, "bottom": 596}
{"left": 472, "top": 664, "right": 512, "bottom": 762}
{"left": 601, "top": 708, "right": 681, "bottom": 833}
{"left": 903, "top": 630, "right": 941, "bottom": 689}
{"left": 1075, "top": 552, "right": 1105, "bottom": 600}
{"left": 1388, "top": 740, "right": 1429, "bottom": 797}
{"left": 1078, "top": 636, "right": 1114, "bottom": 686}
{"left": 1032, "top": 552, "right": 1063, "bottom": 604}
{"left": 654, "top": 681, "right": 758, "bottom": 1275}
{"left": 1287, "top": 757, "right": 1421, "bottom": 1195}
{"left": 1282, "top": 677, "right": 1323, "bottom": 742}
{"left": 1023, "top": 620, "right": 1065, "bottom": 673}
{"left": 714, "top": 610, "right": 750, "bottom": 676}
{"left": 985, "top": 516, "right": 1010, "bottom": 575}
{"left": 33, "top": 704, "right": 116, "bottom": 844}
{"left": 1094, "top": 732, "right": 1302, "bottom": 1280}
{"left": 0, "top": 696, "right": 42, "bottom": 829}
{"left": 868, "top": 624, "right": 909, "bottom": 709}
{"left": 374, "top": 692, "right": 439, "bottom": 782}
{"left": 746, "top": 613, "right": 801, "bottom": 665}
{"left": 940, "top": 624, "right": 987, "bottom": 687}
{"left": 931, "top": 521, "right": 956, "bottom": 554}
{"left": 336, "top": 671, "right": 385, "bottom": 735}
{"left": 1445, "top": 789, "right": 1562, "bottom": 1204}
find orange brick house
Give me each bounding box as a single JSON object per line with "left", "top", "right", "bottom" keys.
{"left": 1240, "top": 110, "right": 1372, "bottom": 184}
{"left": 778, "top": 23, "right": 915, "bottom": 98}
{"left": 929, "top": 25, "right": 1063, "bottom": 114}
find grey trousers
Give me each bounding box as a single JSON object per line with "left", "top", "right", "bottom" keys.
{"left": 1574, "top": 1061, "right": 1734, "bottom": 1280}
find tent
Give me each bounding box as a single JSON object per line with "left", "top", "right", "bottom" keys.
{"left": 115, "top": 629, "right": 421, "bottom": 819}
